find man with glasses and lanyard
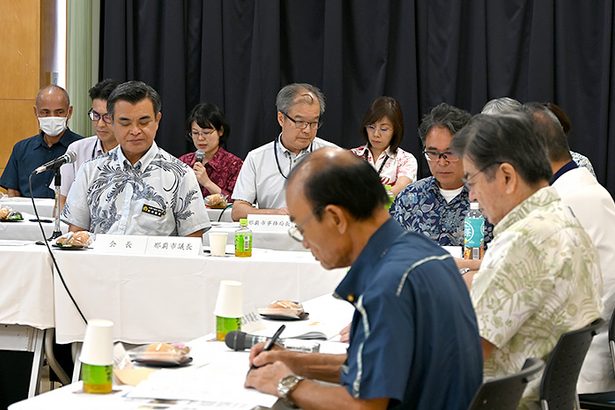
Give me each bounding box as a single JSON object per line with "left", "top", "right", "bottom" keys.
{"left": 390, "top": 102, "right": 493, "bottom": 247}
{"left": 231, "top": 83, "right": 336, "bottom": 221}
{"left": 54, "top": 79, "right": 121, "bottom": 210}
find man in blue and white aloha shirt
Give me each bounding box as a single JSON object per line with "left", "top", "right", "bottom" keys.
{"left": 63, "top": 81, "right": 210, "bottom": 237}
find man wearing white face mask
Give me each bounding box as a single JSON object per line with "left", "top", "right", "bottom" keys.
{"left": 0, "top": 85, "right": 83, "bottom": 198}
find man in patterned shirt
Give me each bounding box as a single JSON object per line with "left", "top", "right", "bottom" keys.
{"left": 452, "top": 112, "right": 603, "bottom": 409}
{"left": 390, "top": 103, "right": 493, "bottom": 246}
{"left": 63, "top": 81, "right": 210, "bottom": 236}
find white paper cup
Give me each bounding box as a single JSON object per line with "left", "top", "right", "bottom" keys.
{"left": 214, "top": 280, "right": 243, "bottom": 318}
{"left": 209, "top": 232, "right": 228, "bottom": 256}
{"left": 80, "top": 319, "right": 114, "bottom": 366}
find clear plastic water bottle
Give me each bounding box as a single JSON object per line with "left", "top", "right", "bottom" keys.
{"left": 463, "top": 202, "right": 485, "bottom": 260}
{"left": 234, "top": 218, "right": 252, "bottom": 257}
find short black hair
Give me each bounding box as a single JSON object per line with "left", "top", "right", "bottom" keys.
{"left": 186, "top": 103, "right": 231, "bottom": 145}
{"left": 88, "top": 79, "right": 121, "bottom": 101}
{"left": 360, "top": 96, "right": 404, "bottom": 152}
{"left": 523, "top": 103, "right": 572, "bottom": 163}
{"left": 418, "top": 103, "right": 471, "bottom": 146}
{"left": 288, "top": 149, "right": 388, "bottom": 221}
{"left": 451, "top": 113, "right": 552, "bottom": 185}
{"left": 107, "top": 81, "right": 162, "bottom": 117}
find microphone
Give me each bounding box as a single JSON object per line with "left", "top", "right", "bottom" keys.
{"left": 34, "top": 151, "right": 77, "bottom": 174}
{"left": 195, "top": 149, "right": 204, "bottom": 163}
{"left": 225, "top": 330, "right": 268, "bottom": 351}
{"left": 224, "top": 330, "right": 322, "bottom": 353}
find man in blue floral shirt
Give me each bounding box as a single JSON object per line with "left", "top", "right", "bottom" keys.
{"left": 390, "top": 103, "right": 493, "bottom": 246}
{"left": 63, "top": 81, "right": 210, "bottom": 237}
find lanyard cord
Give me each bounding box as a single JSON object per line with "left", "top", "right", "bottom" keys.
{"left": 274, "top": 136, "right": 313, "bottom": 179}
{"left": 363, "top": 148, "right": 389, "bottom": 175}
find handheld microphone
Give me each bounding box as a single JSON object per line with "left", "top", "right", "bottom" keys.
{"left": 225, "top": 330, "right": 269, "bottom": 351}
{"left": 224, "top": 330, "right": 322, "bottom": 353}
{"left": 195, "top": 149, "right": 204, "bottom": 163}
{"left": 34, "top": 151, "right": 77, "bottom": 174}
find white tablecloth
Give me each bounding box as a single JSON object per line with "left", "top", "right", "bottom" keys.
{"left": 52, "top": 248, "right": 347, "bottom": 344}
{"left": 0, "top": 243, "right": 54, "bottom": 329}
{"left": 9, "top": 294, "right": 353, "bottom": 410}
{"left": 0, "top": 197, "right": 56, "bottom": 218}
{"left": 0, "top": 212, "right": 68, "bottom": 241}
{"left": 206, "top": 207, "right": 233, "bottom": 222}
{"left": 204, "top": 222, "right": 306, "bottom": 252}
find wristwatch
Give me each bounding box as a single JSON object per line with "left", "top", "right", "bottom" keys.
{"left": 277, "top": 374, "right": 304, "bottom": 408}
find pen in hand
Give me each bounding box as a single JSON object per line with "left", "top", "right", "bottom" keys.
{"left": 250, "top": 324, "right": 286, "bottom": 370}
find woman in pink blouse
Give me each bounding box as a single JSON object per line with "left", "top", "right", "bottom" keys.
{"left": 351, "top": 97, "right": 418, "bottom": 195}
{"left": 179, "top": 103, "right": 243, "bottom": 199}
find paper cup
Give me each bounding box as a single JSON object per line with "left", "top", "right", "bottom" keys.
{"left": 214, "top": 280, "right": 243, "bottom": 318}
{"left": 209, "top": 232, "right": 228, "bottom": 256}
{"left": 80, "top": 319, "right": 114, "bottom": 366}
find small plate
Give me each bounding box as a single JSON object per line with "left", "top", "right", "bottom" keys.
{"left": 132, "top": 356, "right": 193, "bottom": 368}
{"left": 259, "top": 312, "right": 310, "bottom": 321}
{"left": 52, "top": 244, "right": 90, "bottom": 250}
{"left": 0, "top": 219, "right": 24, "bottom": 223}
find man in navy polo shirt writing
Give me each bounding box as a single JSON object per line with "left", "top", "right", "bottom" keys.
{"left": 245, "top": 147, "right": 482, "bottom": 409}
{"left": 0, "top": 85, "right": 82, "bottom": 198}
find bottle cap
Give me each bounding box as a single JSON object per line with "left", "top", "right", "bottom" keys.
{"left": 470, "top": 202, "right": 480, "bottom": 210}
{"left": 239, "top": 218, "right": 248, "bottom": 227}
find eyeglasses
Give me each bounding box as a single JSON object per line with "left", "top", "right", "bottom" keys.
{"left": 462, "top": 162, "right": 502, "bottom": 189}
{"left": 88, "top": 109, "right": 109, "bottom": 122}
{"left": 188, "top": 129, "right": 216, "bottom": 139}
{"left": 288, "top": 212, "right": 318, "bottom": 242}
{"left": 282, "top": 112, "right": 322, "bottom": 130}
{"left": 423, "top": 149, "right": 460, "bottom": 162}
{"left": 366, "top": 124, "right": 392, "bottom": 134}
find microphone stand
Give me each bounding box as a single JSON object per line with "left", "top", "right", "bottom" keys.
{"left": 48, "top": 168, "right": 63, "bottom": 240}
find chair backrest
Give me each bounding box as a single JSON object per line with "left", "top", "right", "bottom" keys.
{"left": 609, "top": 305, "right": 615, "bottom": 375}
{"left": 540, "top": 318, "right": 604, "bottom": 410}
{"left": 467, "top": 358, "right": 544, "bottom": 410}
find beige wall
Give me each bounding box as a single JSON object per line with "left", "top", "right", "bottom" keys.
{"left": 0, "top": 0, "right": 57, "bottom": 191}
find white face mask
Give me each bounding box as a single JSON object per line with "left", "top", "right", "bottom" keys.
{"left": 39, "top": 116, "right": 67, "bottom": 137}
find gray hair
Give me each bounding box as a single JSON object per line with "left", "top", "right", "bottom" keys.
{"left": 418, "top": 103, "right": 471, "bottom": 146}
{"left": 481, "top": 97, "right": 522, "bottom": 115}
{"left": 276, "top": 83, "right": 326, "bottom": 116}
{"left": 451, "top": 113, "right": 552, "bottom": 185}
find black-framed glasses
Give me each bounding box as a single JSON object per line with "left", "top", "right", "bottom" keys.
{"left": 422, "top": 149, "right": 460, "bottom": 162}
{"left": 287, "top": 212, "right": 318, "bottom": 242}
{"left": 282, "top": 112, "right": 322, "bottom": 130}
{"left": 88, "top": 108, "right": 109, "bottom": 122}
{"left": 462, "top": 162, "right": 503, "bottom": 189}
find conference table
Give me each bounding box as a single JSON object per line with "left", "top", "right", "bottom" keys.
{"left": 204, "top": 222, "right": 306, "bottom": 252}
{"left": 0, "top": 213, "right": 68, "bottom": 241}
{"left": 0, "top": 197, "right": 56, "bottom": 219}
{"left": 9, "top": 295, "right": 354, "bottom": 410}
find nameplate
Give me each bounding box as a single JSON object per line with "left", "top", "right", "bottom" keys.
{"left": 247, "top": 215, "right": 292, "bottom": 233}
{"left": 144, "top": 236, "right": 202, "bottom": 256}
{"left": 94, "top": 234, "right": 148, "bottom": 254}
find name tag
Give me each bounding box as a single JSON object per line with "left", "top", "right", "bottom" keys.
{"left": 247, "top": 215, "right": 292, "bottom": 233}
{"left": 142, "top": 204, "right": 166, "bottom": 217}
{"left": 94, "top": 234, "right": 148, "bottom": 254}
{"left": 145, "top": 236, "right": 202, "bottom": 256}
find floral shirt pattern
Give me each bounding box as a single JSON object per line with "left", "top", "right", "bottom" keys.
{"left": 179, "top": 147, "right": 243, "bottom": 199}
{"left": 471, "top": 186, "right": 603, "bottom": 409}
{"left": 571, "top": 150, "right": 596, "bottom": 177}
{"left": 63, "top": 142, "right": 210, "bottom": 236}
{"left": 390, "top": 176, "right": 493, "bottom": 246}
{"left": 351, "top": 145, "right": 418, "bottom": 186}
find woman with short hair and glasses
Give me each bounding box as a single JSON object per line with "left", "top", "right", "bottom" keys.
{"left": 178, "top": 103, "right": 243, "bottom": 200}
{"left": 390, "top": 103, "right": 493, "bottom": 247}
{"left": 351, "top": 97, "right": 418, "bottom": 196}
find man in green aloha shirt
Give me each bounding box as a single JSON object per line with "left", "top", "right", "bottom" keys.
{"left": 452, "top": 112, "right": 603, "bottom": 409}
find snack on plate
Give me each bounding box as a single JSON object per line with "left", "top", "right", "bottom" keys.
{"left": 55, "top": 231, "right": 93, "bottom": 248}
{"left": 258, "top": 300, "right": 309, "bottom": 320}
{"left": 6, "top": 210, "right": 23, "bottom": 221}
{"left": 205, "top": 193, "right": 228, "bottom": 209}
{"left": 0, "top": 207, "right": 11, "bottom": 220}
{"left": 130, "top": 342, "right": 192, "bottom": 365}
